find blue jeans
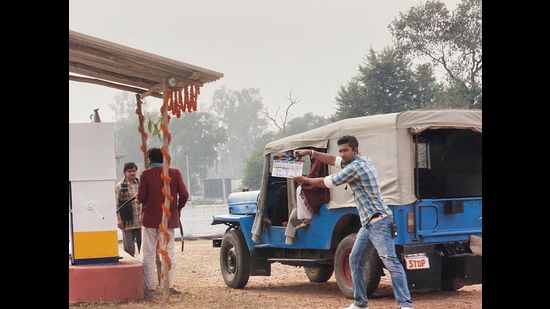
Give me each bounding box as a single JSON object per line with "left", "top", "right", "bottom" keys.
{"left": 350, "top": 216, "right": 413, "bottom": 308}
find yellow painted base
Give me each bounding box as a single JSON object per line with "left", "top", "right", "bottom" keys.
{"left": 73, "top": 230, "right": 119, "bottom": 259}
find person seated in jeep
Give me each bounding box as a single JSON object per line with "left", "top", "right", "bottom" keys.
{"left": 284, "top": 154, "right": 329, "bottom": 244}
{"left": 295, "top": 154, "right": 329, "bottom": 227}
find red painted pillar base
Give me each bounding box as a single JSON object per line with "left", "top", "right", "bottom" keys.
{"left": 69, "top": 259, "right": 144, "bottom": 304}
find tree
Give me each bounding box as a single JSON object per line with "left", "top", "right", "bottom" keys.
{"left": 414, "top": 63, "right": 446, "bottom": 109}
{"left": 332, "top": 77, "right": 366, "bottom": 121}
{"left": 241, "top": 149, "right": 265, "bottom": 190}
{"left": 390, "top": 0, "right": 482, "bottom": 108}
{"left": 110, "top": 92, "right": 139, "bottom": 123}
{"left": 264, "top": 91, "right": 330, "bottom": 138}
{"left": 110, "top": 92, "right": 227, "bottom": 195}
{"left": 284, "top": 113, "right": 331, "bottom": 137}
{"left": 110, "top": 92, "right": 161, "bottom": 177}
{"left": 168, "top": 112, "right": 227, "bottom": 195}
{"left": 238, "top": 87, "right": 331, "bottom": 192}
{"left": 209, "top": 86, "right": 268, "bottom": 179}
{"left": 334, "top": 47, "right": 441, "bottom": 120}
{"left": 264, "top": 91, "right": 299, "bottom": 135}
{"left": 241, "top": 111, "right": 330, "bottom": 190}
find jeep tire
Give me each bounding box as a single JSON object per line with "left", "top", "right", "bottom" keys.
{"left": 220, "top": 229, "right": 250, "bottom": 288}
{"left": 304, "top": 265, "right": 334, "bottom": 282}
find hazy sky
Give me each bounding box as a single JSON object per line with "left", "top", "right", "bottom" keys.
{"left": 69, "top": 0, "right": 460, "bottom": 124}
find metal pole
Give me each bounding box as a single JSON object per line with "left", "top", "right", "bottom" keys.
{"left": 222, "top": 178, "right": 227, "bottom": 204}
{"left": 220, "top": 158, "right": 227, "bottom": 203}
{"left": 186, "top": 154, "right": 191, "bottom": 194}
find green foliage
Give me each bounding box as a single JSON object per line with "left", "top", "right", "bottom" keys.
{"left": 334, "top": 47, "right": 442, "bottom": 120}
{"left": 332, "top": 77, "right": 365, "bottom": 120}
{"left": 146, "top": 113, "right": 162, "bottom": 141}
{"left": 333, "top": 0, "right": 482, "bottom": 119}
{"left": 241, "top": 149, "right": 265, "bottom": 190}
{"left": 390, "top": 0, "right": 482, "bottom": 107}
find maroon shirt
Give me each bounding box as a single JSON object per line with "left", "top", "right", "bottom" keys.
{"left": 137, "top": 166, "right": 189, "bottom": 228}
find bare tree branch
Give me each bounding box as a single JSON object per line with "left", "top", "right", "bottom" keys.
{"left": 264, "top": 106, "right": 282, "bottom": 131}
{"left": 281, "top": 91, "right": 299, "bottom": 133}
{"left": 473, "top": 56, "right": 482, "bottom": 75}
{"left": 470, "top": 51, "right": 476, "bottom": 80}
{"left": 264, "top": 90, "right": 300, "bottom": 134}
{"left": 438, "top": 44, "right": 468, "bottom": 90}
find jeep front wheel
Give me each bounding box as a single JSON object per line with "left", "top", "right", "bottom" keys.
{"left": 220, "top": 229, "right": 250, "bottom": 288}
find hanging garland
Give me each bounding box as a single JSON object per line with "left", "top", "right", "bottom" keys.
{"left": 156, "top": 79, "right": 201, "bottom": 289}
{"left": 162, "top": 80, "right": 202, "bottom": 117}
{"left": 135, "top": 107, "right": 148, "bottom": 154}
{"left": 157, "top": 101, "right": 173, "bottom": 276}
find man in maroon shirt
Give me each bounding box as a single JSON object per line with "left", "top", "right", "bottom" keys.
{"left": 137, "top": 148, "right": 189, "bottom": 295}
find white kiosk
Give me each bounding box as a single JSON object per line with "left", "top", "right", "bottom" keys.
{"left": 69, "top": 122, "right": 119, "bottom": 265}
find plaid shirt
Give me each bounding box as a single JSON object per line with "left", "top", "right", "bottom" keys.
{"left": 324, "top": 154, "right": 392, "bottom": 226}
{"left": 115, "top": 177, "right": 142, "bottom": 230}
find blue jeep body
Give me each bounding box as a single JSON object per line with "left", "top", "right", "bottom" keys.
{"left": 214, "top": 194, "right": 482, "bottom": 249}
{"left": 213, "top": 110, "right": 482, "bottom": 296}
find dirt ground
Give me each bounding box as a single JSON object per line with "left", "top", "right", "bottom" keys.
{"left": 70, "top": 239, "right": 482, "bottom": 308}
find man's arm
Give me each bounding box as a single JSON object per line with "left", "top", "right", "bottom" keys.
{"left": 326, "top": 163, "right": 357, "bottom": 188}
{"left": 136, "top": 172, "right": 147, "bottom": 208}
{"left": 294, "top": 176, "right": 327, "bottom": 188}
{"left": 295, "top": 163, "right": 357, "bottom": 190}
{"left": 295, "top": 149, "right": 337, "bottom": 166}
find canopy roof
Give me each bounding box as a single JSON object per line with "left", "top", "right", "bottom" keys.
{"left": 264, "top": 109, "right": 482, "bottom": 206}
{"left": 264, "top": 109, "right": 482, "bottom": 155}
{"left": 69, "top": 30, "right": 224, "bottom": 98}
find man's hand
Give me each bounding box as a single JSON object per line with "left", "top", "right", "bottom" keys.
{"left": 294, "top": 149, "right": 336, "bottom": 166}
{"left": 117, "top": 221, "right": 123, "bottom": 229}
{"left": 294, "top": 175, "right": 307, "bottom": 184}
{"left": 294, "top": 149, "right": 313, "bottom": 160}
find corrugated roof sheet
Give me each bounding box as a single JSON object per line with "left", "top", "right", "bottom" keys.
{"left": 69, "top": 30, "right": 223, "bottom": 94}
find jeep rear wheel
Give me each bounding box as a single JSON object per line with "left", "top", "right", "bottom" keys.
{"left": 304, "top": 265, "right": 334, "bottom": 282}
{"left": 220, "top": 229, "right": 250, "bottom": 288}
{"left": 334, "top": 233, "right": 383, "bottom": 298}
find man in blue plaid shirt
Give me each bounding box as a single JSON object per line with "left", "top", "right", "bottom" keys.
{"left": 295, "top": 135, "right": 413, "bottom": 309}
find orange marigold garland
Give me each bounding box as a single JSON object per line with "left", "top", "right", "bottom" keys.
{"left": 135, "top": 108, "right": 148, "bottom": 154}
{"left": 189, "top": 84, "right": 195, "bottom": 112}
{"left": 162, "top": 80, "right": 203, "bottom": 118}
{"left": 193, "top": 85, "right": 201, "bottom": 112}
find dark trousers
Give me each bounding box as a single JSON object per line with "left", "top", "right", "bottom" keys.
{"left": 122, "top": 228, "right": 142, "bottom": 257}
